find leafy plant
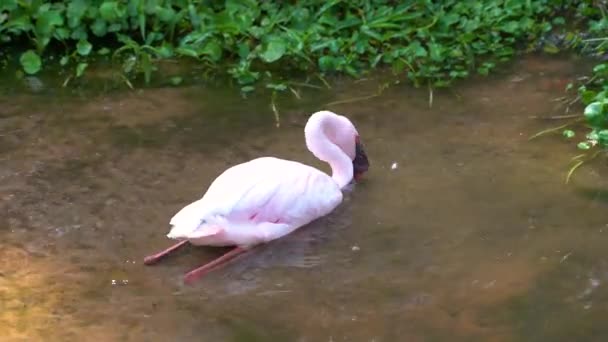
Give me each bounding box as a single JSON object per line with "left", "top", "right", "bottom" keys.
{"left": 0, "top": 0, "right": 569, "bottom": 91}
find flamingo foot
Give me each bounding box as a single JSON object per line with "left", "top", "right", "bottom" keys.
{"left": 144, "top": 240, "right": 189, "bottom": 265}
{"left": 183, "top": 246, "right": 248, "bottom": 284}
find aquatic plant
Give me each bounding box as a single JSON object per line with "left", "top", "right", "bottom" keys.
{"left": 529, "top": 1, "right": 608, "bottom": 182}
{"left": 0, "top": 0, "right": 563, "bottom": 91}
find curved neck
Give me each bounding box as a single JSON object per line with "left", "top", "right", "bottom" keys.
{"left": 305, "top": 112, "right": 353, "bottom": 189}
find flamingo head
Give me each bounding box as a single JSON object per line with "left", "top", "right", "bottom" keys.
{"left": 305, "top": 110, "right": 370, "bottom": 186}
{"left": 353, "top": 135, "right": 369, "bottom": 181}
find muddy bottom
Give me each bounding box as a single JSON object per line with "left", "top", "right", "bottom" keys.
{"left": 1, "top": 54, "right": 608, "bottom": 342}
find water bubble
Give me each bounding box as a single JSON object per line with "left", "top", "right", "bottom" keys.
{"left": 590, "top": 278, "right": 600, "bottom": 288}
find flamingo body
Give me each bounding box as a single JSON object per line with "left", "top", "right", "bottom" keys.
{"left": 167, "top": 156, "right": 343, "bottom": 247}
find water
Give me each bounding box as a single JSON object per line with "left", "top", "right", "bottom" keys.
{"left": 2, "top": 54, "right": 608, "bottom": 341}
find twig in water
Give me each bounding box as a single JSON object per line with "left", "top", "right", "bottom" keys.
{"left": 565, "top": 96, "right": 581, "bottom": 113}
{"left": 62, "top": 75, "right": 72, "bottom": 87}
{"left": 324, "top": 84, "right": 387, "bottom": 107}
{"left": 120, "top": 74, "right": 134, "bottom": 89}
{"left": 528, "top": 118, "right": 582, "bottom": 140}
{"left": 289, "top": 86, "right": 301, "bottom": 100}
{"left": 529, "top": 114, "right": 580, "bottom": 120}
{"left": 582, "top": 37, "right": 608, "bottom": 43}
{"left": 565, "top": 150, "right": 602, "bottom": 184}
{"left": 566, "top": 160, "right": 585, "bottom": 184}
{"left": 324, "top": 93, "right": 379, "bottom": 107}
{"left": 271, "top": 92, "right": 280, "bottom": 128}
{"left": 571, "top": 153, "right": 587, "bottom": 161}
{"left": 288, "top": 82, "right": 323, "bottom": 89}
{"left": 560, "top": 252, "right": 572, "bottom": 263}
{"left": 316, "top": 74, "right": 331, "bottom": 89}
{"left": 550, "top": 96, "right": 569, "bottom": 103}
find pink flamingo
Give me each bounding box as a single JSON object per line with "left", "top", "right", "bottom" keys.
{"left": 143, "top": 110, "right": 369, "bottom": 284}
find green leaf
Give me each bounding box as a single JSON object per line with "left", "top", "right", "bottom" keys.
{"left": 170, "top": 76, "right": 183, "bottom": 86}
{"left": 0, "top": 0, "right": 18, "bottom": 12}
{"left": 237, "top": 42, "right": 250, "bottom": 59}
{"left": 67, "top": 0, "right": 88, "bottom": 28}
{"left": 318, "top": 56, "right": 336, "bottom": 71}
{"left": 70, "top": 26, "right": 88, "bottom": 40}
{"left": 91, "top": 19, "right": 107, "bottom": 37}
{"left": 266, "top": 83, "right": 287, "bottom": 91}
{"left": 98, "top": 47, "right": 111, "bottom": 55}
{"left": 260, "top": 37, "right": 286, "bottom": 63}
{"left": 477, "top": 66, "right": 489, "bottom": 76}
{"left": 36, "top": 10, "right": 64, "bottom": 36}
{"left": 157, "top": 43, "right": 174, "bottom": 58}
{"left": 77, "top": 39, "right": 92, "bottom": 56}
{"left": 598, "top": 129, "right": 608, "bottom": 144}
{"left": 584, "top": 102, "right": 604, "bottom": 127}
{"left": 580, "top": 90, "right": 597, "bottom": 105}
{"left": 157, "top": 6, "right": 175, "bottom": 22}
{"left": 391, "top": 58, "right": 406, "bottom": 74}
{"left": 99, "top": 2, "right": 119, "bottom": 21}
{"left": 501, "top": 21, "right": 519, "bottom": 33}
{"left": 20, "top": 50, "right": 42, "bottom": 74}
{"left": 200, "top": 40, "right": 222, "bottom": 62}
{"left": 593, "top": 63, "right": 607, "bottom": 75}
{"left": 60, "top": 55, "right": 69, "bottom": 66}
{"left": 54, "top": 27, "right": 70, "bottom": 40}
{"left": 578, "top": 142, "right": 592, "bottom": 150}
{"left": 175, "top": 47, "right": 199, "bottom": 58}
{"left": 543, "top": 43, "right": 560, "bottom": 54}
{"left": 428, "top": 43, "right": 443, "bottom": 61}
{"left": 562, "top": 130, "right": 575, "bottom": 139}
{"left": 76, "top": 63, "right": 88, "bottom": 77}
{"left": 407, "top": 41, "right": 427, "bottom": 57}
{"left": 587, "top": 131, "right": 599, "bottom": 141}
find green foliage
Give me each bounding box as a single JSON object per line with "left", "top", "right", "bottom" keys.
{"left": 553, "top": 1, "right": 608, "bottom": 154}
{"left": 568, "top": 76, "right": 608, "bottom": 151}
{"left": 527, "top": 1, "right": 608, "bottom": 183}
{"left": 0, "top": 0, "right": 561, "bottom": 90}
{"left": 19, "top": 50, "right": 41, "bottom": 74}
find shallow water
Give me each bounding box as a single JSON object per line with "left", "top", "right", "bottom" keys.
{"left": 2, "top": 54, "right": 608, "bottom": 341}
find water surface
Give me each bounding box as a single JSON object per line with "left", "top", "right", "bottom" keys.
{"left": 2, "top": 54, "right": 608, "bottom": 341}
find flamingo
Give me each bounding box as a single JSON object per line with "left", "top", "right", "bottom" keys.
{"left": 143, "top": 110, "right": 370, "bottom": 284}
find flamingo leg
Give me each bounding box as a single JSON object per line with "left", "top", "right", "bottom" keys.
{"left": 143, "top": 240, "right": 189, "bottom": 265}
{"left": 183, "top": 246, "right": 248, "bottom": 284}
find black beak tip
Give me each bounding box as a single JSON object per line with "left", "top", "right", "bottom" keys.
{"left": 353, "top": 140, "right": 370, "bottom": 179}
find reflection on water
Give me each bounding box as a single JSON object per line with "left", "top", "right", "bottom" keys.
{"left": 2, "top": 54, "right": 608, "bottom": 341}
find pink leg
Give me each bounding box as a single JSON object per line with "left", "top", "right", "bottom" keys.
{"left": 183, "top": 246, "right": 248, "bottom": 284}
{"left": 144, "top": 240, "right": 189, "bottom": 265}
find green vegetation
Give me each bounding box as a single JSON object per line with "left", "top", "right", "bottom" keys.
{"left": 522, "top": 1, "right": 608, "bottom": 182}
{"left": 1, "top": 0, "right": 568, "bottom": 92}
{"left": 6, "top": 1, "right": 608, "bottom": 182}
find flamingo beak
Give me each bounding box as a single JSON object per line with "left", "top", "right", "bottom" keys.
{"left": 353, "top": 136, "right": 369, "bottom": 181}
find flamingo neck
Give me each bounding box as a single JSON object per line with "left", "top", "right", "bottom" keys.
{"left": 305, "top": 111, "right": 353, "bottom": 189}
